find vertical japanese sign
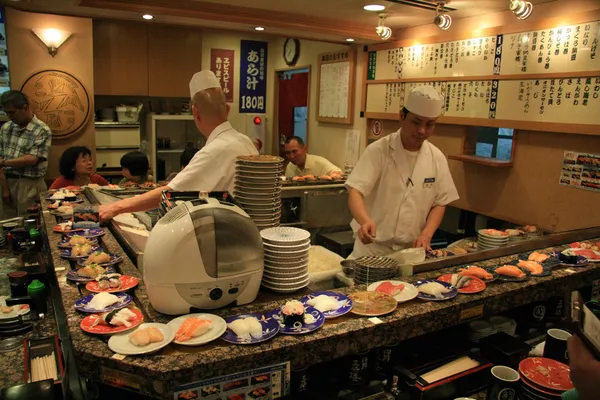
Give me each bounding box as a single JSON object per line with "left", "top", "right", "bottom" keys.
{"left": 0, "top": 7, "right": 11, "bottom": 99}
{"left": 210, "top": 49, "right": 234, "bottom": 102}
{"left": 239, "top": 40, "right": 268, "bottom": 113}
{"left": 367, "top": 51, "right": 377, "bottom": 80}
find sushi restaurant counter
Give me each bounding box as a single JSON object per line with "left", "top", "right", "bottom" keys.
{"left": 39, "top": 195, "right": 600, "bottom": 400}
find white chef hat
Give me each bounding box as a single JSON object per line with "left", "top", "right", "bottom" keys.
{"left": 189, "top": 70, "right": 221, "bottom": 98}
{"left": 404, "top": 85, "right": 444, "bottom": 118}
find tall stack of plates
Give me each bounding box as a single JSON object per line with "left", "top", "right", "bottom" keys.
{"left": 260, "top": 227, "right": 311, "bottom": 293}
{"left": 353, "top": 256, "right": 398, "bottom": 285}
{"left": 478, "top": 229, "right": 509, "bottom": 251}
{"left": 467, "top": 320, "right": 498, "bottom": 343}
{"left": 234, "top": 155, "right": 284, "bottom": 230}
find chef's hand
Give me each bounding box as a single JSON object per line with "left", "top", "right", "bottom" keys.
{"left": 568, "top": 335, "right": 600, "bottom": 400}
{"left": 99, "top": 204, "right": 117, "bottom": 223}
{"left": 358, "top": 221, "right": 377, "bottom": 244}
{"left": 414, "top": 233, "right": 433, "bottom": 250}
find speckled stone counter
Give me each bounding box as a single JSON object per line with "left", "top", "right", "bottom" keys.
{"left": 40, "top": 197, "right": 600, "bottom": 399}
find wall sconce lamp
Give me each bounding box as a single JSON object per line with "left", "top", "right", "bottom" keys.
{"left": 434, "top": 2, "right": 452, "bottom": 31}
{"left": 509, "top": 0, "right": 533, "bottom": 20}
{"left": 32, "top": 28, "right": 72, "bottom": 57}
{"left": 376, "top": 14, "right": 392, "bottom": 41}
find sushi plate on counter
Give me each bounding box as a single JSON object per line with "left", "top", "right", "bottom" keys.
{"left": 437, "top": 274, "right": 486, "bottom": 294}
{"left": 270, "top": 306, "right": 325, "bottom": 335}
{"left": 85, "top": 276, "right": 139, "bottom": 293}
{"left": 492, "top": 266, "right": 531, "bottom": 282}
{"left": 569, "top": 248, "right": 600, "bottom": 262}
{"left": 551, "top": 251, "right": 592, "bottom": 267}
{"left": 414, "top": 280, "right": 458, "bottom": 301}
{"left": 506, "top": 260, "right": 552, "bottom": 277}
{"left": 221, "top": 313, "right": 280, "bottom": 344}
{"left": 348, "top": 291, "right": 397, "bottom": 317}
{"left": 74, "top": 293, "right": 132, "bottom": 313}
{"left": 167, "top": 313, "right": 227, "bottom": 346}
{"left": 63, "top": 229, "right": 105, "bottom": 238}
{"left": 367, "top": 280, "right": 419, "bottom": 303}
{"left": 518, "top": 357, "right": 573, "bottom": 392}
{"left": 260, "top": 227, "right": 310, "bottom": 246}
{"left": 80, "top": 308, "right": 144, "bottom": 335}
{"left": 456, "top": 266, "right": 499, "bottom": 283}
{"left": 57, "top": 237, "right": 99, "bottom": 249}
{"left": 77, "top": 254, "right": 123, "bottom": 267}
{"left": 300, "top": 292, "right": 353, "bottom": 319}
{"left": 67, "top": 267, "right": 116, "bottom": 283}
{"left": 60, "top": 246, "right": 101, "bottom": 259}
{"left": 108, "top": 323, "right": 175, "bottom": 355}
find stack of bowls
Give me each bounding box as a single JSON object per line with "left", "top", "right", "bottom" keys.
{"left": 478, "top": 229, "right": 509, "bottom": 251}
{"left": 260, "top": 227, "right": 311, "bottom": 293}
{"left": 233, "top": 155, "right": 284, "bottom": 230}
{"left": 353, "top": 256, "right": 398, "bottom": 285}
{"left": 467, "top": 320, "right": 498, "bottom": 343}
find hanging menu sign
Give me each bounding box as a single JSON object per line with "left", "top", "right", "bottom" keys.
{"left": 239, "top": 40, "right": 268, "bottom": 113}
{"left": 317, "top": 49, "right": 356, "bottom": 124}
{"left": 210, "top": 48, "right": 234, "bottom": 102}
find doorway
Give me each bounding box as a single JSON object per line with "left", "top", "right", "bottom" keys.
{"left": 273, "top": 67, "right": 310, "bottom": 159}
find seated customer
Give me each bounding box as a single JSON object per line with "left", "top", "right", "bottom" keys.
{"left": 119, "top": 151, "right": 153, "bottom": 185}
{"left": 49, "top": 146, "right": 109, "bottom": 189}
{"left": 166, "top": 148, "right": 199, "bottom": 182}
{"left": 284, "top": 136, "right": 342, "bottom": 178}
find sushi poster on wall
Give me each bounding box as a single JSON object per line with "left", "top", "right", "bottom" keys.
{"left": 173, "top": 361, "right": 290, "bottom": 400}
{"left": 559, "top": 150, "right": 600, "bottom": 192}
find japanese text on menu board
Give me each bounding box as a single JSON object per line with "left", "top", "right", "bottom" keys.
{"left": 210, "top": 49, "right": 234, "bottom": 103}
{"left": 239, "top": 40, "right": 268, "bottom": 113}
{"left": 560, "top": 150, "right": 600, "bottom": 193}
{"left": 0, "top": 7, "right": 10, "bottom": 101}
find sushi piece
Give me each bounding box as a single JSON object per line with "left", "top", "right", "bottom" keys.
{"left": 319, "top": 175, "right": 333, "bottom": 180}
{"left": 72, "top": 244, "right": 92, "bottom": 257}
{"left": 77, "top": 264, "right": 105, "bottom": 279}
{"left": 292, "top": 176, "right": 306, "bottom": 182}
{"left": 375, "top": 281, "right": 405, "bottom": 296}
{"left": 448, "top": 274, "right": 472, "bottom": 289}
{"left": 495, "top": 265, "right": 525, "bottom": 278}
{"left": 87, "top": 292, "right": 120, "bottom": 310}
{"left": 85, "top": 251, "right": 112, "bottom": 265}
{"left": 418, "top": 282, "right": 451, "bottom": 299}
{"left": 306, "top": 295, "right": 341, "bottom": 312}
{"left": 69, "top": 235, "right": 89, "bottom": 246}
{"left": 560, "top": 249, "right": 579, "bottom": 264}
{"left": 227, "top": 317, "right": 263, "bottom": 340}
{"left": 458, "top": 266, "right": 493, "bottom": 280}
{"left": 281, "top": 300, "right": 305, "bottom": 326}
{"left": 572, "top": 249, "right": 600, "bottom": 260}
{"left": 96, "top": 273, "right": 122, "bottom": 290}
{"left": 175, "top": 318, "right": 212, "bottom": 342}
{"left": 431, "top": 249, "right": 450, "bottom": 258}
{"left": 129, "top": 327, "right": 164, "bottom": 346}
{"left": 2, "top": 305, "right": 13, "bottom": 313}
{"left": 528, "top": 251, "right": 549, "bottom": 263}
{"left": 93, "top": 308, "right": 137, "bottom": 327}
{"left": 517, "top": 260, "right": 544, "bottom": 275}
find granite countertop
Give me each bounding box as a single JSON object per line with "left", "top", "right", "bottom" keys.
{"left": 41, "top": 196, "right": 600, "bottom": 399}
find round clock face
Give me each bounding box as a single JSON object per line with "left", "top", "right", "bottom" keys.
{"left": 284, "top": 39, "right": 299, "bottom": 65}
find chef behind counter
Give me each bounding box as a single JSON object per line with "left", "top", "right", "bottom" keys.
{"left": 284, "top": 136, "right": 343, "bottom": 179}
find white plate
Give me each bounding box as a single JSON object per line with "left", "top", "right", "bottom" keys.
{"left": 571, "top": 248, "right": 600, "bottom": 262}
{"left": 260, "top": 227, "right": 310, "bottom": 245}
{"left": 262, "top": 277, "right": 309, "bottom": 288}
{"left": 478, "top": 236, "right": 509, "bottom": 244}
{"left": 262, "top": 271, "right": 309, "bottom": 284}
{"left": 261, "top": 282, "right": 308, "bottom": 292}
{"left": 367, "top": 280, "right": 419, "bottom": 303}
{"left": 264, "top": 242, "right": 311, "bottom": 252}
{"left": 0, "top": 296, "right": 30, "bottom": 320}
{"left": 264, "top": 248, "right": 309, "bottom": 257}
{"left": 265, "top": 259, "right": 309, "bottom": 268}
{"left": 264, "top": 270, "right": 309, "bottom": 279}
{"left": 166, "top": 313, "right": 227, "bottom": 346}
{"left": 108, "top": 323, "right": 174, "bottom": 355}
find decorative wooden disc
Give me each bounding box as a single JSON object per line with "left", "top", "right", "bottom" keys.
{"left": 20, "top": 70, "right": 90, "bottom": 139}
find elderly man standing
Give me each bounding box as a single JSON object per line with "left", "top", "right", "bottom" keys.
{"left": 99, "top": 70, "right": 258, "bottom": 221}
{"left": 0, "top": 90, "right": 52, "bottom": 217}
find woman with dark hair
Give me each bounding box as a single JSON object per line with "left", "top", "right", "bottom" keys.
{"left": 49, "top": 146, "right": 109, "bottom": 189}
{"left": 119, "top": 151, "right": 153, "bottom": 185}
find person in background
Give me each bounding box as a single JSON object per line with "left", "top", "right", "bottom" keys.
{"left": 99, "top": 70, "right": 258, "bottom": 221}
{"left": 0, "top": 90, "right": 52, "bottom": 217}
{"left": 346, "top": 86, "right": 459, "bottom": 258}
{"left": 119, "top": 151, "right": 153, "bottom": 185}
{"left": 567, "top": 335, "right": 600, "bottom": 400}
{"left": 284, "top": 136, "right": 342, "bottom": 178}
{"left": 166, "top": 147, "right": 199, "bottom": 182}
{"left": 49, "top": 146, "right": 109, "bottom": 189}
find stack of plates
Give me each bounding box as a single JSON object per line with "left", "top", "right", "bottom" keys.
{"left": 488, "top": 316, "right": 517, "bottom": 336}
{"left": 260, "top": 227, "right": 311, "bottom": 293}
{"left": 353, "top": 256, "right": 398, "bottom": 285}
{"left": 518, "top": 358, "right": 572, "bottom": 400}
{"left": 467, "top": 320, "right": 498, "bottom": 343}
{"left": 234, "top": 155, "right": 284, "bottom": 230}
{"left": 478, "top": 229, "right": 509, "bottom": 251}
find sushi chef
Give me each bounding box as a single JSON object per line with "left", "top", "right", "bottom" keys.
{"left": 346, "top": 85, "right": 459, "bottom": 257}
{"left": 99, "top": 70, "right": 258, "bottom": 221}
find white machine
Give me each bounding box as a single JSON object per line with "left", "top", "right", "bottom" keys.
{"left": 143, "top": 197, "right": 264, "bottom": 315}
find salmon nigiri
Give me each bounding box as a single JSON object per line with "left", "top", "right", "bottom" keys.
{"left": 517, "top": 260, "right": 544, "bottom": 275}
{"left": 375, "top": 281, "right": 405, "bottom": 296}
{"left": 496, "top": 265, "right": 525, "bottom": 278}
{"left": 528, "top": 251, "right": 549, "bottom": 263}
{"left": 175, "top": 318, "right": 212, "bottom": 342}
{"left": 458, "top": 266, "right": 493, "bottom": 280}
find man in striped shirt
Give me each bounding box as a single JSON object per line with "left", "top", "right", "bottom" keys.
{"left": 0, "top": 90, "right": 52, "bottom": 217}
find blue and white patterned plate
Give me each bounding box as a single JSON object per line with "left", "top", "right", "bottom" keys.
{"left": 270, "top": 306, "right": 325, "bottom": 335}
{"left": 63, "top": 228, "right": 105, "bottom": 238}
{"left": 414, "top": 279, "right": 458, "bottom": 301}
{"left": 299, "top": 291, "right": 353, "bottom": 319}
{"left": 550, "top": 252, "right": 590, "bottom": 267}
{"left": 57, "top": 237, "right": 99, "bottom": 249}
{"left": 66, "top": 266, "right": 116, "bottom": 283}
{"left": 74, "top": 292, "right": 132, "bottom": 313}
{"left": 60, "top": 246, "right": 101, "bottom": 259}
{"left": 220, "top": 313, "right": 280, "bottom": 345}
{"left": 76, "top": 253, "right": 123, "bottom": 267}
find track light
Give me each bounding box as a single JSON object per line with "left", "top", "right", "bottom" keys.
{"left": 376, "top": 14, "right": 392, "bottom": 40}
{"left": 434, "top": 2, "right": 452, "bottom": 30}
{"left": 510, "top": 0, "right": 533, "bottom": 20}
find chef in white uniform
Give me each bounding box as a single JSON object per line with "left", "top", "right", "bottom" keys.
{"left": 99, "top": 70, "right": 258, "bottom": 221}
{"left": 346, "top": 86, "right": 459, "bottom": 257}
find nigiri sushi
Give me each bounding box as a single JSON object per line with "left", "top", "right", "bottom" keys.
{"left": 281, "top": 300, "right": 305, "bottom": 326}
{"left": 72, "top": 244, "right": 92, "bottom": 257}
{"left": 87, "top": 292, "right": 120, "bottom": 310}
{"left": 85, "top": 251, "right": 111, "bottom": 265}
{"left": 93, "top": 308, "right": 137, "bottom": 327}
{"left": 528, "top": 251, "right": 549, "bottom": 263}
{"left": 96, "top": 273, "right": 122, "bottom": 289}
{"left": 129, "top": 327, "right": 164, "bottom": 346}
{"left": 228, "top": 317, "right": 263, "bottom": 340}
{"left": 418, "top": 282, "right": 451, "bottom": 299}
{"left": 517, "top": 260, "right": 543, "bottom": 275}
{"left": 69, "top": 235, "right": 90, "bottom": 246}
{"left": 175, "top": 318, "right": 212, "bottom": 342}
{"left": 495, "top": 265, "right": 525, "bottom": 278}
{"left": 77, "top": 264, "right": 105, "bottom": 278}
{"left": 306, "top": 295, "right": 341, "bottom": 312}
{"left": 458, "top": 266, "right": 493, "bottom": 280}
{"left": 572, "top": 249, "right": 600, "bottom": 260}
{"left": 448, "top": 274, "right": 472, "bottom": 289}
{"left": 375, "top": 281, "right": 405, "bottom": 296}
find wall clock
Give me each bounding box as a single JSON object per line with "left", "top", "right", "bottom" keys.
{"left": 283, "top": 38, "right": 300, "bottom": 66}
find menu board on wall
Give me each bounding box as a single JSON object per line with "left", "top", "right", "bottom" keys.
{"left": 317, "top": 49, "right": 356, "bottom": 124}
{"left": 0, "top": 8, "right": 10, "bottom": 100}
{"left": 560, "top": 150, "right": 600, "bottom": 192}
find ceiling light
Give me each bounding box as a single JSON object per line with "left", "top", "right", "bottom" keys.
{"left": 31, "top": 28, "right": 72, "bottom": 57}
{"left": 255, "top": 27, "right": 265, "bottom": 31}
{"left": 376, "top": 14, "right": 392, "bottom": 41}
{"left": 346, "top": 38, "right": 355, "bottom": 42}
{"left": 142, "top": 14, "right": 153, "bottom": 20}
{"left": 434, "top": 2, "right": 452, "bottom": 30}
{"left": 364, "top": 4, "right": 386, "bottom": 11}
{"left": 509, "top": 0, "right": 533, "bottom": 20}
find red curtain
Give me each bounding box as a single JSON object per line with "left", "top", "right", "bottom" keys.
{"left": 277, "top": 72, "right": 308, "bottom": 158}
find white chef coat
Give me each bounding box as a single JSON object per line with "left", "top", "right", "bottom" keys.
{"left": 169, "top": 122, "right": 258, "bottom": 193}
{"left": 345, "top": 129, "right": 459, "bottom": 257}
{"left": 285, "top": 154, "right": 342, "bottom": 178}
